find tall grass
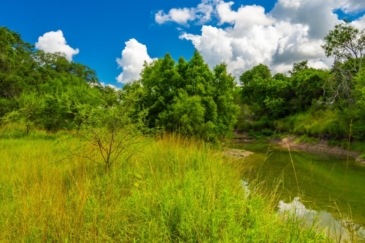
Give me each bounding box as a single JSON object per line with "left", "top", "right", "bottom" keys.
{"left": 275, "top": 109, "right": 347, "bottom": 138}
{"left": 0, "top": 132, "right": 331, "bottom": 242}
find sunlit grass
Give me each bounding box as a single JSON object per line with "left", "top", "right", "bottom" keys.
{"left": 0, "top": 132, "right": 332, "bottom": 242}
{"left": 275, "top": 109, "right": 347, "bottom": 138}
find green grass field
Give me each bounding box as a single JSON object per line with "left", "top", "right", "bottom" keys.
{"left": 0, "top": 131, "right": 332, "bottom": 242}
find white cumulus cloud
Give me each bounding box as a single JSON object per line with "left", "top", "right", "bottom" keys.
{"left": 157, "top": 0, "right": 365, "bottom": 79}
{"left": 353, "top": 15, "right": 365, "bottom": 30}
{"left": 216, "top": 2, "right": 275, "bottom": 29}
{"left": 155, "top": 0, "right": 216, "bottom": 25}
{"left": 116, "top": 39, "right": 156, "bottom": 84}
{"left": 35, "top": 30, "right": 79, "bottom": 61}
{"left": 155, "top": 8, "right": 196, "bottom": 25}
{"left": 340, "top": 0, "right": 365, "bottom": 13}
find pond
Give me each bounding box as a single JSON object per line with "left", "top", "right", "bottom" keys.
{"left": 231, "top": 141, "right": 365, "bottom": 241}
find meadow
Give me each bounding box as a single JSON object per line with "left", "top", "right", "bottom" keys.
{"left": 0, "top": 131, "right": 333, "bottom": 242}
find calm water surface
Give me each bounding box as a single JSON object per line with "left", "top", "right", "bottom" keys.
{"left": 232, "top": 142, "right": 365, "bottom": 229}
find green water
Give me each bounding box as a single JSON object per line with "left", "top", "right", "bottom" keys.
{"left": 232, "top": 142, "right": 365, "bottom": 226}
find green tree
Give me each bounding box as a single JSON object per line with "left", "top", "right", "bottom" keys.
{"left": 0, "top": 27, "right": 35, "bottom": 117}
{"left": 158, "top": 90, "right": 205, "bottom": 136}
{"left": 74, "top": 94, "right": 145, "bottom": 174}
{"left": 213, "top": 63, "right": 239, "bottom": 136}
{"left": 322, "top": 24, "right": 365, "bottom": 104}
{"left": 240, "top": 64, "right": 290, "bottom": 119}
{"left": 0, "top": 27, "right": 108, "bottom": 132}
{"left": 124, "top": 51, "right": 238, "bottom": 141}
{"left": 289, "top": 62, "right": 329, "bottom": 112}
{"left": 139, "top": 53, "right": 180, "bottom": 128}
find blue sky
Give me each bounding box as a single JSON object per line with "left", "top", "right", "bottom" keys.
{"left": 1, "top": 0, "right": 365, "bottom": 87}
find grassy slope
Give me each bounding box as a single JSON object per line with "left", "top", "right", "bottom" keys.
{"left": 0, "top": 132, "right": 331, "bottom": 242}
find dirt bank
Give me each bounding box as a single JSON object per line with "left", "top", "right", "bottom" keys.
{"left": 273, "top": 136, "right": 365, "bottom": 164}
{"left": 224, "top": 149, "right": 254, "bottom": 158}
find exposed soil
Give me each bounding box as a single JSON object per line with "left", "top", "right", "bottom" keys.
{"left": 273, "top": 136, "right": 365, "bottom": 164}
{"left": 224, "top": 149, "right": 254, "bottom": 158}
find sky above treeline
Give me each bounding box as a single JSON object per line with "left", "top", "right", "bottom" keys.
{"left": 1, "top": 0, "right": 365, "bottom": 87}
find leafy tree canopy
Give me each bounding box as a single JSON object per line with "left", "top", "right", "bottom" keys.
{"left": 322, "top": 24, "right": 365, "bottom": 105}
{"left": 123, "top": 51, "right": 239, "bottom": 141}
{"left": 0, "top": 27, "right": 111, "bottom": 132}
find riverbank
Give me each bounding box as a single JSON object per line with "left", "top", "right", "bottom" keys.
{"left": 233, "top": 133, "right": 365, "bottom": 164}
{"left": 273, "top": 136, "right": 365, "bottom": 164}
{"left": 224, "top": 148, "right": 254, "bottom": 158}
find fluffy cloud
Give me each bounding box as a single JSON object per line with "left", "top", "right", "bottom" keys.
{"left": 155, "top": 8, "right": 196, "bottom": 25}
{"left": 216, "top": 2, "right": 275, "bottom": 29}
{"left": 155, "top": 0, "right": 215, "bottom": 25}
{"left": 35, "top": 30, "right": 79, "bottom": 61}
{"left": 116, "top": 39, "right": 156, "bottom": 84}
{"left": 340, "top": 0, "right": 365, "bottom": 13}
{"left": 353, "top": 15, "right": 365, "bottom": 30}
{"left": 158, "top": 0, "right": 365, "bottom": 79}
{"left": 271, "top": 0, "right": 342, "bottom": 39}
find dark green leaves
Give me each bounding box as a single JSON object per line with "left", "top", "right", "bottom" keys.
{"left": 124, "top": 51, "right": 239, "bottom": 141}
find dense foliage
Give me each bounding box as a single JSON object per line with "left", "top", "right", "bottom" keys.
{"left": 239, "top": 62, "right": 330, "bottom": 129}
{"left": 0, "top": 27, "right": 110, "bottom": 132}
{"left": 122, "top": 52, "right": 239, "bottom": 141}
{"left": 2, "top": 23, "right": 365, "bottom": 142}
{"left": 237, "top": 23, "right": 365, "bottom": 141}
{"left": 0, "top": 27, "right": 238, "bottom": 141}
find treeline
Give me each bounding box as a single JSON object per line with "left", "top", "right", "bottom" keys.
{"left": 237, "top": 23, "right": 365, "bottom": 141}
{"left": 0, "top": 27, "right": 115, "bottom": 132}
{"left": 0, "top": 27, "right": 238, "bottom": 141}
{"left": 1, "top": 24, "right": 365, "bottom": 141}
